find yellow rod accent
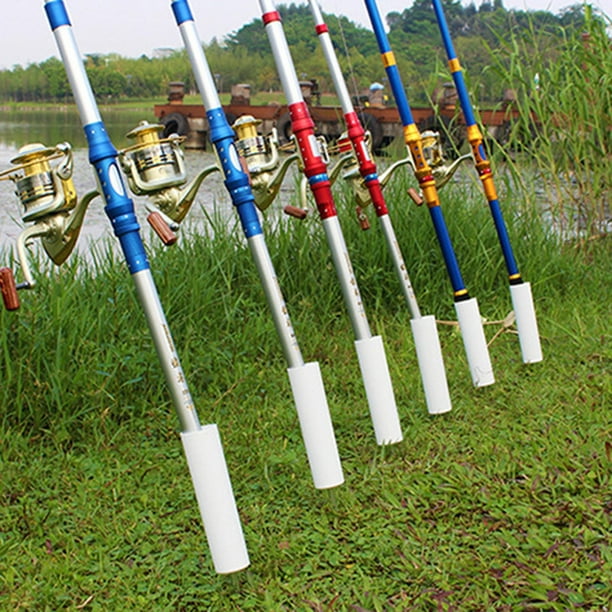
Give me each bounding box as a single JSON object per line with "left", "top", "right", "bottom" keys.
{"left": 381, "top": 51, "right": 396, "bottom": 68}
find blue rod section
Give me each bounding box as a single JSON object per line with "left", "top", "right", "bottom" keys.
{"left": 171, "top": 0, "right": 263, "bottom": 240}
{"left": 429, "top": 207, "right": 466, "bottom": 292}
{"left": 431, "top": 0, "right": 520, "bottom": 279}
{"left": 84, "top": 121, "right": 149, "bottom": 273}
{"left": 207, "top": 107, "right": 263, "bottom": 239}
{"left": 364, "top": 0, "right": 415, "bottom": 127}
{"left": 364, "top": 0, "right": 468, "bottom": 298}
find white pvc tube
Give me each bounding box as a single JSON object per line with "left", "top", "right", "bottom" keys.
{"left": 510, "top": 282, "right": 543, "bottom": 364}
{"left": 288, "top": 362, "right": 344, "bottom": 489}
{"left": 454, "top": 297, "right": 495, "bottom": 387}
{"left": 355, "top": 335, "right": 403, "bottom": 445}
{"left": 181, "top": 426, "right": 250, "bottom": 574}
{"left": 410, "top": 315, "right": 452, "bottom": 415}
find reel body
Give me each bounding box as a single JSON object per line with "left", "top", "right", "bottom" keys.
{"left": 0, "top": 142, "right": 98, "bottom": 308}
{"left": 233, "top": 115, "right": 298, "bottom": 212}
{"left": 119, "top": 121, "right": 220, "bottom": 243}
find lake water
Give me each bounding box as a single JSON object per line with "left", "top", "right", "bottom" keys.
{"left": 0, "top": 108, "right": 299, "bottom": 267}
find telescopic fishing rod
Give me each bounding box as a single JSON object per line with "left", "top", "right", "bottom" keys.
{"left": 364, "top": 0, "right": 495, "bottom": 388}
{"left": 43, "top": 0, "right": 249, "bottom": 574}
{"left": 170, "top": 0, "right": 344, "bottom": 488}
{"left": 431, "top": 0, "right": 542, "bottom": 364}
{"left": 306, "top": 0, "right": 451, "bottom": 415}
{"left": 259, "top": 0, "right": 403, "bottom": 445}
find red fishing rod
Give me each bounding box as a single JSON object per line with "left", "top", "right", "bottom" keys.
{"left": 306, "top": 0, "right": 452, "bottom": 415}
{"left": 431, "top": 0, "right": 542, "bottom": 363}
{"left": 259, "top": 0, "right": 403, "bottom": 445}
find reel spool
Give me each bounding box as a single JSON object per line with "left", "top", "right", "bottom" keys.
{"left": 232, "top": 115, "right": 299, "bottom": 212}
{"left": 0, "top": 142, "right": 98, "bottom": 309}
{"left": 119, "top": 121, "right": 220, "bottom": 244}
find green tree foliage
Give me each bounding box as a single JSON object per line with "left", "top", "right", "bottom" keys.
{"left": 0, "top": 2, "right": 603, "bottom": 104}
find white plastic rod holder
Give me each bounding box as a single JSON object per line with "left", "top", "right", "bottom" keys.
{"left": 355, "top": 335, "right": 403, "bottom": 445}
{"left": 288, "top": 362, "right": 344, "bottom": 489}
{"left": 454, "top": 297, "right": 495, "bottom": 388}
{"left": 410, "top": 315, "right": 452, "bottom": 415}
{"left": 510, "top": 282, "right": 543, "bottom": 364}
{"left": 181, "top": 425, "right": 250, "bottom": 574}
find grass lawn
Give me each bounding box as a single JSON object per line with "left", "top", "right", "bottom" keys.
{"left": 0, "top": 174, "right": 610, "bottom": 610}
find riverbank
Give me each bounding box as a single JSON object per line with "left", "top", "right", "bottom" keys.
{"left": 1, "top": 176, "right": 610, "bottom": 609}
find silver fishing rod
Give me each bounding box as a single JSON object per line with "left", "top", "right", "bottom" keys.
{"left": 259, "top": 0, "right": 403, "bottom": 445}
{"left": 170, "top": 0, "right": 344, "bottom": 489}
{"left": 307, "top": 0, "right": 452, "bottom": 415}
{"left": 44, "top": 0, "right": 248, "bottom": 574}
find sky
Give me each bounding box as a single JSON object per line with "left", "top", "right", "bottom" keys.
{"left": 1, "top": 0, "right": 610, "bottom": 70}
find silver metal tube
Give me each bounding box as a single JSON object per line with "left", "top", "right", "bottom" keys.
{"left": 247, "top": 234, "right": 304, "bottom": 368}
{"left": 132, "top": 270, "right": 201, "bottom": 432}
{"left": 177, "top": 20, "right": 220, "bottom": 110}
{"left": 51, "top": 24, "right": 100, "bottom": 126}
{"left": 321, "top": 216, "right": 371, "bottom": 339}
{"left": 258, "top": 0, "right": 303, "bottom": 104}
{"left": 307, "top": 1, "right": 353, "bottom": 114}
{"left": 378, "top": 214, "right": 422, "bottom": 319}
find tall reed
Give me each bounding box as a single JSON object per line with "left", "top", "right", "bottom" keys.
{"left": 487, "top": 5, "right": 611, "bottom": 240}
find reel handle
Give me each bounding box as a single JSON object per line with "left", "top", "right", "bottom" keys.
{"left": 147, "top": 211, "right": 178, "bottom": 246}
{"left": 283, "top": 205, "right": 308, "bottom": 219}
{"left": 407, "top": 187, "right": 424, "bottom": 206}
{"left": 0, "top": 268, "right": 20, "bottom": 311}
{"left": 355, "top": 206, "right": 371, "bottom": 230}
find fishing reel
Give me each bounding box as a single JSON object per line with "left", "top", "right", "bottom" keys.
{"left": 118, "top": 121, "right": 220, "bottom": 245}
{"left": 232, "top": 115, "right": 300, "bottom": 214}
{"left": 342, "top": 129, "right": 472, "bottom": 214}
{"left": 0, "top": 142, "right": 98, "bottom": 310}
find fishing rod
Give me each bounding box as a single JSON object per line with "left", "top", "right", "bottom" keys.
{"left": 364, "top": 0, "right": 495, "bottom": 388}
{"left": 259, "top": 0, "right": 403, "bottom": 445}
{"left": 44, "top": 0, "right": 249, "bottom": 574}
{"left": 170, "top": 0, "right": 344, "bottom": 488}
{"left": 431, "top": 0, "right": 542, "bottom": 364}
{"left": 306, "top": 0, "right": 451, "bottom": 415}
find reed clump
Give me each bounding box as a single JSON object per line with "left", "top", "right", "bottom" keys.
{"left": 487, "top": 5, "right": 611, "bottom": 240}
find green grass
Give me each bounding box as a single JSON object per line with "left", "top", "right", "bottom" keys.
{"left": 1, "top": 174, "right": 610, "bottom": 609}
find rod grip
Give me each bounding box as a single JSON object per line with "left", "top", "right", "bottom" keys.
{"left": 355, "top": 335, "right": 403, "bottom": 445}
{"left": 0, "top": 268, "right": 20, "bottom": 311}
{"left": 454, "top": 297, "right": 495, "bottom": 387}
{"left": 410, "top": 315, "right": 452, "bottom": 415}
{"left": 510, "top": 282, "right": 543, "bottom": 363}
{"left": 288, "top": 362, "right": 344, "bottom": 489}
{"left": 180, "top": 425, "right": 249, "bottom": 574}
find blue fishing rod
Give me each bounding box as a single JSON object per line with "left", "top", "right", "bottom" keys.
{"left": 259, "top": 0, "right": 404, "bottom": 446}
{"left": 44, "top": 0, "right": 248, "bottom": 574}
{"left": 364, "top": 0, "right": 495, "bottom": 388}
{"left": 431, "top": 0, "right": 542, "bottom": 364}
{"left": 307, "top": 0, "right": 452, "bottom": 416}
{"left": 170, "top": 0, "right": 344, "bottom": 489}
